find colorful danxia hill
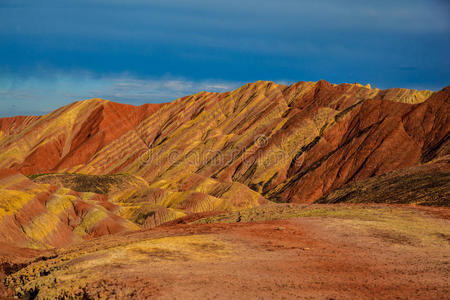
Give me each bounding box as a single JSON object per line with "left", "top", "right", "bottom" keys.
{"left": 0, "top": 80, "right": 449, "bottom": 299}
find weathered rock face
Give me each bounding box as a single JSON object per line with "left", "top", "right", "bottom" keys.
{"left": 0, "top": 80, "right": 448, "bottom": 219}
{"left": 0, "top": 169, "right": 139, "bottom": 249}
{"left": 30, "top": 172, "right": 266, "bottom": 230}
{"left": 267, "top": 87, "right": 450, "bottom": 203}
{"left": 3, "top": 100, "right": 165, "bottom": 175}
{"left": 316, "top": 156, "right": 450, "bottom": 206}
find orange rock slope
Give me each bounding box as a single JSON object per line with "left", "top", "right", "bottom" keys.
{"left": 0, "top": 169, "right": 139, "bottom": 249}
{"left": 0, "top": 80, "right": 448, "bottom": 234}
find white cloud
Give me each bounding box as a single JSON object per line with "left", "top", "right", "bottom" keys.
{"left": 0, "top": 72, "right": 244, "bottom": 117}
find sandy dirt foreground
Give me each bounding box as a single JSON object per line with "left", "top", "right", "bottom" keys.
{"left": 1, "top": 204, "right": 449, "bottom": 299}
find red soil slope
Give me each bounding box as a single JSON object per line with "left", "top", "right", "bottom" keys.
{"left": 3, "top": 204, "right": 450, "bottom": 299}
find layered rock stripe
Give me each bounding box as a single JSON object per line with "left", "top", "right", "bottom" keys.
{"left": 0, "top": 80, "right": 448, "bottom": 247}
{"left": 0, "top": 170, "right": 139, "bottom": 249}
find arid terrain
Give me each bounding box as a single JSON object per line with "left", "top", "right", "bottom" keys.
{"left": 0, "top": 80, "right": 448, "bottom": 299}
{"left": 1, "top": 204, "right": 449, "bottom": 299}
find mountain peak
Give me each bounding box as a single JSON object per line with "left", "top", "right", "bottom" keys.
{"left": 0, "top": 80, "right": 445, "bottom": 178}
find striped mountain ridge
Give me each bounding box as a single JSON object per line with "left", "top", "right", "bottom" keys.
{"left": 0, "top": 169, "right": 265, "bottom": 249}
{"left": 0, "top": 80, "right": 448, "bottom": 243}
{"left": 0, "top": 80, "right": 435, "bottom": 176}
{"left": 0, "top": 169, "right": 139, "bottom": 249}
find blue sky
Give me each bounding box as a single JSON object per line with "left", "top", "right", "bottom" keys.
{"left": 0, "top": 0, "right": 449, "bottom": 117}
